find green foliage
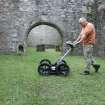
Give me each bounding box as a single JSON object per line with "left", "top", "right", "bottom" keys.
{"left": 0, "top": 48, "right": 105, "bottom": 105}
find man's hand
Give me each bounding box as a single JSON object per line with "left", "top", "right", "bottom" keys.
{"left": 66, "top": 41, "right": 76, "bottom": 48}
{"left": 73, "top": 41, "right": 79, "bottom": 45}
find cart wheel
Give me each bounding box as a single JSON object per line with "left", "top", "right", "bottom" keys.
{"left": 38, "top": 63, "right": 51, "bottom": 76}
{"left": 57, "top": 64, "right": 70, "bottom": 76}
{"left": 40, "top": 59, "right": 51, "bottom": 65}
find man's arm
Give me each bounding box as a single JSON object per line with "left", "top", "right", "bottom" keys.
{"left": 74, "top": 28, "right": 84, "bottom": 44}
{"left": 75, "top": 35, "right": 81, "bottom": 42}
{"left": 73, "top": 33, "right": 86, "bottom": 45}
{"left": 74, "top": 33, "right": 83, "bottom": 45}
{"left": 76, "top": 34, "right": 86, "bottom": 44}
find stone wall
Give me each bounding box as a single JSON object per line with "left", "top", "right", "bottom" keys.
{"left": 0, "top": 0, "right": 105, "bottom": 57}
{"left": 0, "top": 0, "right": 85, "bottom": 54}
{"left": 95, "top": 0, "right": 105, "bottom": 57}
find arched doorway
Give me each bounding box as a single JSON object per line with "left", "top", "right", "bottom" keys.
{"left": 26, "top": 22, "right": 63, "bottom": 51}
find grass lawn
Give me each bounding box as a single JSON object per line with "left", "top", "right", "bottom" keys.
{"left": 0, "top": 48, "right": 105, "bottom": 105}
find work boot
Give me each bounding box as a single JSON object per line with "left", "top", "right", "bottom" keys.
{"left": 92, "top": 64, "right": 100, "bottom": 72}
{"left": 80, "top": 70, "right": 90, "bottom": 75}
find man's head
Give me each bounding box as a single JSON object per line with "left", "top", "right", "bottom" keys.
{"left": 79, "top": 17, "right": 88, "bottom": 27}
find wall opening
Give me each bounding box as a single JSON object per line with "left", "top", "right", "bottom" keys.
{"left": 18, "top": 45, "right": 24, "bottom": 52}
{"left": 26, "top": 22, "right": 63, "bottom": 51}
{"left": 17, "top": 44, "right": 25, "bottom": 55}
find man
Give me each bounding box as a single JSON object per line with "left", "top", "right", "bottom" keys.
{"left": 74, "top": 17, "right": 100, "bottom": 75}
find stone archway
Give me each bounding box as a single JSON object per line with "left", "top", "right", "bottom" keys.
{"left": 26, "top": 21, "right": 64, "bottom": 51}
